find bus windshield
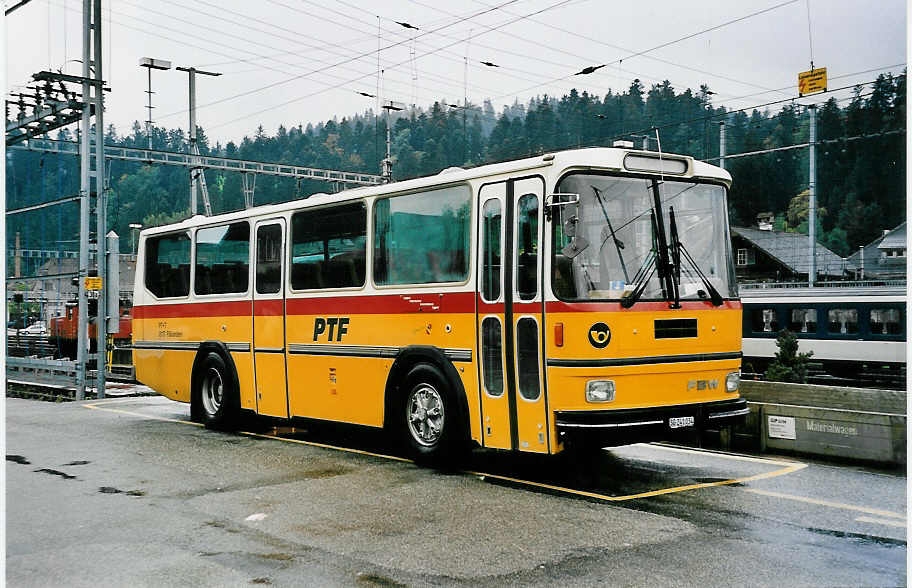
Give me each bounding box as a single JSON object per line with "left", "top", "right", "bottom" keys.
{"left": 552, "top": 173, "right": 737, "bottom": 302}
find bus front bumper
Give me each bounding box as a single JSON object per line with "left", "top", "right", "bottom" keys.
{"left": 554, "top": 397, "right": 749, "bottom": 447}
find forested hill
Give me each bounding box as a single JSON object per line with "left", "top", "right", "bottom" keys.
{"left": 6, "top": 73, "right": 905, "bottom": 258}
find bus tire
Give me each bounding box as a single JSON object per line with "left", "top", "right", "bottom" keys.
{"left": 398, "top": 363, "right": 463, "bottom": 464}
{"left": 192, "top": 351, "right": 239, "bottom": 430}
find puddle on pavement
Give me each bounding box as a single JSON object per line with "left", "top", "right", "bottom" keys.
{"left": 7, "top": 455, "right": 30, "bottom": 465}
{"left": 34, "top": 468, "right": 76, "bottom": 480}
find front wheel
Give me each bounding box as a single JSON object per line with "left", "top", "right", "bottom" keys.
{"left": 399, "top": 363, "right": 464, "bottom": 464}
{"left": 192, "top": 351, "right": 239, "bottom": 429}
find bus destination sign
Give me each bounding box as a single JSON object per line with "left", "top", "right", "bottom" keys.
{"left": 798, "top": 67, "right": 827, "bottom": 96}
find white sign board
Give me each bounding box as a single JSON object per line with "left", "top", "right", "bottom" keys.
{"left": 768, "top": 415, "right": 796, "bottom": 440}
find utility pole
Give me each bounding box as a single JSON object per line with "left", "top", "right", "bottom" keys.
{"left": 718, "top": 121, "right": 726, "bottom": 170}
{"left": 139, "top": 58, "right": 171, "bottom": 150}
{"left": 176, "top": 66, "right": 220, "bottom": 216}
{"left": 380, "top": 101, "right": 403, "bottom": 182}
{"left": 93, "top": 0, "right": 107, "bottom": 399}
{"left": 808, "top": 104, "right": 817, "bottom": 287}
{"left": 77, "top": 0, "right": 104, "bottom": 399}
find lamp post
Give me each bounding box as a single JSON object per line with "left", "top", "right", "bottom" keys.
{"left": 129, "top": 223, "right": 142, "bottom": 256}
{"left": 139, "top": 58, "right": 172, "bottom": 150}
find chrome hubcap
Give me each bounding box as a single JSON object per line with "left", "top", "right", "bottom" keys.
{"left": 201, "top": 367, "right": 223, "bottom": 416}
{"left": 407, "top": 384, "right": 444, "bottom": 447}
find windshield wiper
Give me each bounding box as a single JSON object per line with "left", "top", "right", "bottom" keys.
{"left": 591, "top": 186, "right": 629, "bottom": 282}
{"left": 620, "top": 210, "right": 659, "bottom": 309}
{"left": 668, "top": 206, "right": 723, "bottom": 306}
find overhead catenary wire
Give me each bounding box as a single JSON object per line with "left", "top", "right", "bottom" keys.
{"left": 467, "top": 0, "right": 794, "bottom": 98}
{"left": 117, "top": 0, "right": 485, "bottom": 113}
{"left": 202, "top": 0, "right": 578, "bottom": 131}
{"left": 488, "top": 0, "right": 803, "bottom": 104}
{"left": 157, "top": 0, "right": 531, "bottom": 123}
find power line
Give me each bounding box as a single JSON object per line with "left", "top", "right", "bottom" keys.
{"left": 488, "top": 0, "right": 802, "bottom": 103}
{"left": 203, "top": 0, "right": 577, "bottom": 131}
{"left": 467, "top": 0, "right": 792, "bottom": 98}
{"left": 158, "top": 0, "right": 528, "bottom": 122}
{"left": 120, "top": 0, "right": 483, "bottom": 112}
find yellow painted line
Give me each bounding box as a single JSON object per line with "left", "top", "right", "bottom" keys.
{"left": 465, "top": 459, "right": 806, "bottom": 502}
{"left": 234, "top": 430, "right": 414, "bottom": 463}
{"left": 84, "top": 400, "right": 205, "bottom": 427}
{"left": 855, "top": 516, "right": 908, "bottom": 528}
{"left": 650, "top": 442, "right": 803, "bottom": 468}
{"left": 83, "top": 399, "right": 410, "bottom": 462}
{"left": 81, "top": 398, "right": 807, "bottom": 503}
{"left": 742, "top": 488, "right": 906, "bottom": 520}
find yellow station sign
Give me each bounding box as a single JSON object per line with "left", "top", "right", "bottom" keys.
{"left": 84, "top": 276, "right": 102, "bottom": 290}
{"left": 798, "top": 67, "right": 827, "bottom": 96}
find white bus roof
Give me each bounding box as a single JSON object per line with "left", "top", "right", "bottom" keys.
{"left": 140, "top": 147, "right": 732, "bottom": 235}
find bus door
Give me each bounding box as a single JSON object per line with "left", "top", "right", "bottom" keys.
{"left": 476, "top": 177, "right": 548, "bottom": 453}
{"left": 252, "top": 219, "right": 289, "bottom": 418}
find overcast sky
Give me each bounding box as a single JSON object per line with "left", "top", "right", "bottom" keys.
{"left": 5, "top": 0, "right": 907, "bottom": 147}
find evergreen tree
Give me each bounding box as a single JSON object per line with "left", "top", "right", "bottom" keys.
{"left": 765, "top": 329, "right": 813, "bottom": 383}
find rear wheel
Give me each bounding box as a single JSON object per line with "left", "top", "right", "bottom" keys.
{"left": 398, "top": 363, "right": 464, "bottom": 464}
{"left": 192, "top": 352, "right": 239, "bottom": 429}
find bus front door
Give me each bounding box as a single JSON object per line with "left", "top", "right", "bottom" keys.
{"left": 477, "top": 177, "right": 549, "bottom": 453}
{"left": 253, "top": 220, "right": 289, "bottom": 418}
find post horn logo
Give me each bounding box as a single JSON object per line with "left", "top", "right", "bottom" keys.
{"left": 588, "top": 322, "right": 611, "bottom": 348}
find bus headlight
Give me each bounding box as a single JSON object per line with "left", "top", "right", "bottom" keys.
{"left": 586, "top": 380, "right": 615, "bottom": 403}
{"left": 726, "top": 372, "right": 740, "bottom": 393}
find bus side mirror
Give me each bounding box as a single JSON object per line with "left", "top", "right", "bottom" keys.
{"left": 544, "top": 193, "right": 579, "bottom": 221}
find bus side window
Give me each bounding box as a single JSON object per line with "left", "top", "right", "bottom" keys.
{"left": 194, "top": 222, "right": 250, "bottom": 296}
{"left": 481, "top": 199, "right": 502, "bottom": 301}
{"left": 145, "top": 232, "right": 191, "bottom": 298}
{"left": 256, "top": 224, "right": 283, "bottom": 294}
{"left": 373, "top": 185, "right": 471, "bottom": 286}
{"left": 516, "top": 193, "right": 538, "bottom": 300}
{"left": 292, "top": 202, "right": 366, "bottom": 290}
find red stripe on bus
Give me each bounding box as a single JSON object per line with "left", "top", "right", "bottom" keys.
{"left": 285, "top": 292, "right": 476, "bottom": 315}
{"left": 254, "top": 299, "right": 284, "bottom": 316}
{"left": 135, "top": 292, "right": 477, "bottom": 318}
{"left": 133, "top": 300, "right": 252, "bottom": 318}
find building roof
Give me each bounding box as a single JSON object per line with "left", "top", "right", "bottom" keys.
{"left": 877, "top": 222, "right": 906, "bottom": 250}
{"left": 731, "top": 226, "right": 846, "bottom": 277}
{"left": 846, "top": 222, "right": 907, "bottom": 278}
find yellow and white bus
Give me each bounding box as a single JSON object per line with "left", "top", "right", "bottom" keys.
{"left": 133, "top": 147, "right": 747, "bottom": 460}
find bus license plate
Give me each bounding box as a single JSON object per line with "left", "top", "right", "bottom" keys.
{"left": 669, "top": 416, "right": 695, "bottom": 429}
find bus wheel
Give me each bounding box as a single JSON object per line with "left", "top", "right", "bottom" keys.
{"left": 400, "top": 363, "right": 460, "bottom": 463}
{"left": 193, "top": 352, "right": 238, "bottom": 429}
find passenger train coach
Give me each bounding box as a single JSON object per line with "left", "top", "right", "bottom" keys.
{"left": 132, "top": 147, "right": 748, "bottom": 461}
{"left": 741, "top": 287, "right": 906, "bottom": 379}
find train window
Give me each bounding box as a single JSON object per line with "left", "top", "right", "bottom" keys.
{"left": 870, "top": 308, "right": 901, "bottom": 335}
{"left": 751, "top": 308, "right": 779, "bottom": 333}
{"left": 788, "top": 308, "right": 817, "bottom": 333}
{"left": 827, "top": 308, "right": 858, "bottom": 334}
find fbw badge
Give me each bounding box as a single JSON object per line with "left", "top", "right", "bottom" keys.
{"left": 588, "top": 322, "right": 611, "bottom": 348}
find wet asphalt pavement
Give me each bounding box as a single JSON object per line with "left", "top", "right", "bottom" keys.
{"left": 6, "top": 393, "right": 907, "bottom": 587}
